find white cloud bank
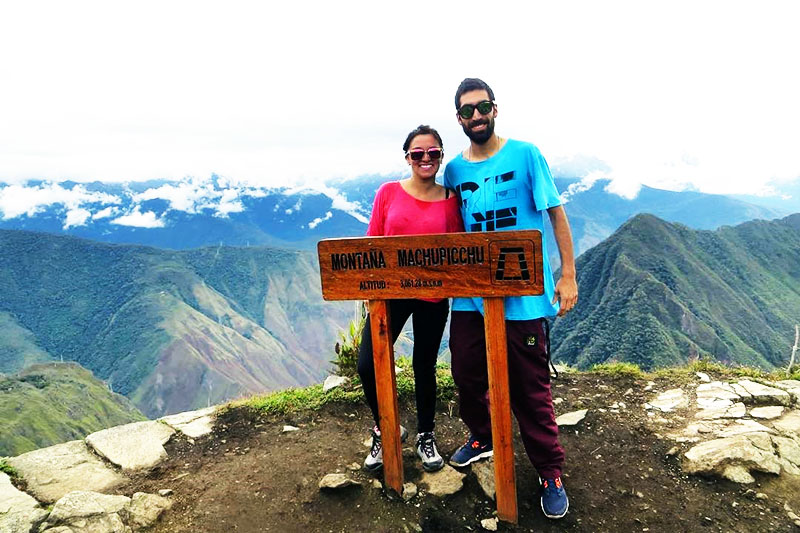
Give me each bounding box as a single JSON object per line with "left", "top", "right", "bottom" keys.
{"left": 0, "top": 2, "right": 797, "bottom": 198}
{"left": 111, "top": 207, "right": 165, "bottom": 228}
{"left": 0, "top": 183, "right": 120, "bottom": 222}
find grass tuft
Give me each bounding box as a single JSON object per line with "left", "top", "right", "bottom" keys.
{"left": 0, "top": 458, "right": 19, "bottom": 479}
{"left": 229, "top": 357, "right": 456, "bottom": 417}
{"left": 589, "top": 362, "right": 645, "bottom": 379}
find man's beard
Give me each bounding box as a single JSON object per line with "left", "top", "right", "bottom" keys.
{"left": 462, "top": 117, "right": 495, "bottom": 145}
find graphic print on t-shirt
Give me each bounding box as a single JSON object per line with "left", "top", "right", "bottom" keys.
{"left": 454, "top": 170, "right": 534, "bottom": 231}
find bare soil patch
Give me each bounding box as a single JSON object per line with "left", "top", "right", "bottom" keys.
{"left": 120, "top": 374, "right": 800, "bottom": 532}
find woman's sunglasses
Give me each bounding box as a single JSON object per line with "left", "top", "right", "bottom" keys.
{"left": 458, "top": 100, "right": 494, "bottom": 119}
{"left": 406, "top": 148, "right": 443, "bottom": 161}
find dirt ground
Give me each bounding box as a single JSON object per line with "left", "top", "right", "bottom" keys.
{"left": 121, "top": 373, "right": 800, "bottom": 532}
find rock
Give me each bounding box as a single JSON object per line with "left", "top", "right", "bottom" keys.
{"left": 7, "top": 440, "right": 127, "bottom": 503}
{"left": 472, "top": 459, "right": 496, "bottom": 500}
{"left": 323, "top": 375, "right": 349, "bottom": 392}
{"left": 556, "top": 409, "right": 588, "bottom": 427}
{"left": 480, "top": 517, "right": 499, "bottom": 531}
{"left": 750, "top": 406, "right": 785, "bottom": 419}
{"left": 318, "top": 473, "right": 360, "bottom": 489}
{"left": 773, "top": 436, "right": 800, "bottom": 475}
{"left": 772, "top": 380, "right": 800, "bottom": 402}
{"left": 419, "top": 465, "right": 466, "bottom": 496}
{"left": 48, "top": 491, "right": 130, "bottom": 520}
{"left": 347, "top": 462, "right": 361, "bottom": 471}
{"left": 646, "top": 389, "right": 688, "bottom": 412}
{"left": 553, "top": 397, "right": 564, "bottom": 405}
{"left": 773, "top": 410, "right": 800, "bottom": 437}
{"left": 666, "top": 446, "right": 680, "bottom": 457}
{"left": 402, "top": 482, "right": 417, "bottom": 501}
{"left": 715, "top": 419, "right": 774, "bottom": 438}
{"left": 371, "top": 479, "right": 382, "bottom": 489}
{"left": 122, "top": 492, "right": 173, "bottom": 529}
{"left": 722, "top": 465, "right": 755, "bottom": 484}
{"left": 696, "top": 372, "right": 711, "bottom": 383}
{"left": 0, "top": 507, "right": 50, "bottom": 533}
{"left": 282, "top": 425, "right": 300, "bottom": 432}
{"left": 0, "top": 471, "right": 39, "bottom": 513}
{"left": 695, "top": 400, "right": 746, "bottom": 420}
{"left": 644, "top": 381, "right": 655, "bottom": 391}
{"left": 158, "top": 489, "right": 173, "bottom": 497}
{"left": 696, "top": 382, "right": 741, "bottom": 402}
{"left": 86, "top": 421, "right": 175, "bottom": 472}
{"left": 159, "top": 407, "right": 216, "bottom": 438}
{"left": 735, "top": 380, "right": 792, "bottom": 406}
{"left": 683, "top": 432, "right": 781, "bottom": 483}
{"left": 42, "top": 490, "right": 131, "bottom": 532}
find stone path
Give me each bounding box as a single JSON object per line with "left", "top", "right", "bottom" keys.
{"left": 644, "top": 377, "right": 800, "bottom": 484}
{"left": 1, "top": 407, "right": 216, "bottom": 533}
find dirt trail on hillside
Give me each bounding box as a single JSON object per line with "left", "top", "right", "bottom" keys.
{"left": 121, "top": 374, "right": 800, "bottom": 532}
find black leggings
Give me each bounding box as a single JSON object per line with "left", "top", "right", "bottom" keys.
{"left": 357, "top": 298, "right": 449, "bottom": 433}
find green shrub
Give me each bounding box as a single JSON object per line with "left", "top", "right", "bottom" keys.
{"left": 332, "top": 307, "right": 366, "bottom": 378}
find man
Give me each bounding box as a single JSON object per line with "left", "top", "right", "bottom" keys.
{"left": 443, "top": 78, "right": 578, "bottom": 520}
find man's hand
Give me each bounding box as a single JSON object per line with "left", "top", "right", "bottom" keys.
{"left": 546, "top": 205, "right": 579, "bottom": 316}
{"left": 552, "top": 275, "right": 578, "bottom": 316}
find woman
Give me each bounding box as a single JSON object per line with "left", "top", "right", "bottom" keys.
{"left": 358, "top": 124, "right": 464, "bottom": 473}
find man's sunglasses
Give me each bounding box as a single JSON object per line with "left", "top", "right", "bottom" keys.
{"left": 458, "top": 100, "right": 494, "bottom": 119}
{"left": 406, "top": 148, "right": 443, "bottom": 161}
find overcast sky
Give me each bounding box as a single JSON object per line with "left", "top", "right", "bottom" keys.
{"left": 1, "top": 1, "right": 798, "bottom": 198}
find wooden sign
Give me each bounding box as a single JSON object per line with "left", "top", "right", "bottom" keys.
{"left": 318, "top": 230, "right": 544, "bottom": 300}
{"left": 317, "top": 230, "right": 545, "bottom": 525}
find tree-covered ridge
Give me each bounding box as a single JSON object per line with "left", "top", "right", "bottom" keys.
{"left": 552, "top": 213, "right": 800, "bottom": 370}
{"left": 0, "top": 362, "right": 146, "bottom": 456}
{"left": 0, "top": 230, "right": 351, "bottom": 417}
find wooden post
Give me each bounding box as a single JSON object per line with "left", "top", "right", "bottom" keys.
{"left": 484, "top": 297, "right": 518, "bottom": 524}
{"left": 368, "top": 300, "right": 404, "bottom": 494}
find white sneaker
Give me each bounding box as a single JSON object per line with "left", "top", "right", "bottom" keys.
{"left": 363, "top": 425, "right": 408, "bottom": 471}
{"left": 415, "top": 431, "right": 444, "bottom": 472}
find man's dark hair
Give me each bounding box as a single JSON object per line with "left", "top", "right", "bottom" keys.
{"left": 402, "top": 124, "right": 444, "bottom": 153}
{"left": 455, "top": 78, "right": 495, "bottom": 109}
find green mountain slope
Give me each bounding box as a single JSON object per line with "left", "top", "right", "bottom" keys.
{"left": 0, "top": 362, "right": 146, "bottom": 456}
{"left": 0, "top": 230, "right": 350, "bottom": 417}
{"left": 0, "top": 311, "right": 53, "bottom": 372}
{"left": 551, "top": 213, "right": 800, "bottom": 370}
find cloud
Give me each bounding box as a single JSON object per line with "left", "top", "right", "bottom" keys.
{"left": 131, "top": 177, "right": 258, "bottom": 218}
{"left": 64, "top": 208, "right": 92, "bottom": 229}
{"left": 92, "top": 206, "right": 118, "bottom": 220}
{"left": 560, "top": 172, "right": 606, "bottom": 203}
{"left": 0, "top": 183, "right": 119, "bottom": 220}
{"left": 308, "top": 211, "right": 333, "bottom": 229}
{"left": 288, "top": 183, "right": 369, "bottom": 224}
{"left": 214, "top": 188, "right": 245, "bottom": 217}
{"left": 111, "top": 207, "right": 165, "bottom": 228}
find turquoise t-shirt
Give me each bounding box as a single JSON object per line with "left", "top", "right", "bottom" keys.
{"left": 443, "top": 139, "right": 562, "bottom": 320}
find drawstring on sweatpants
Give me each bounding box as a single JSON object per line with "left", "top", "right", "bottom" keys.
{"left": 544, "top": 318, "right": 558, "bottom": 379}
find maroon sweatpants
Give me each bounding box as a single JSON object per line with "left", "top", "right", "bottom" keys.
{"left": 449, "top": 311, "right": 564, "bottom": 479}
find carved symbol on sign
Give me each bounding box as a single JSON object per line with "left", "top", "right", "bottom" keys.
{"left": 494, "top": 247, "right": 530, "bottom": 281}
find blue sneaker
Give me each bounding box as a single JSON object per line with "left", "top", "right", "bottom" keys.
{"left": 449, "top": 435, "right": 493, "bottom": 467}
{"left": 540, "top": 477, "right": 569, "bottom": 519}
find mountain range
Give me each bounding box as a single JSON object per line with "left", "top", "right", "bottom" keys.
{"left": 0, "top": 176, "right": 791, "bottom": 260}
{"left": 551, "top": 213, "right": 800, "bottom": 370}
{"left": 0, "top": 229, "right": 351, "bottom": 418}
